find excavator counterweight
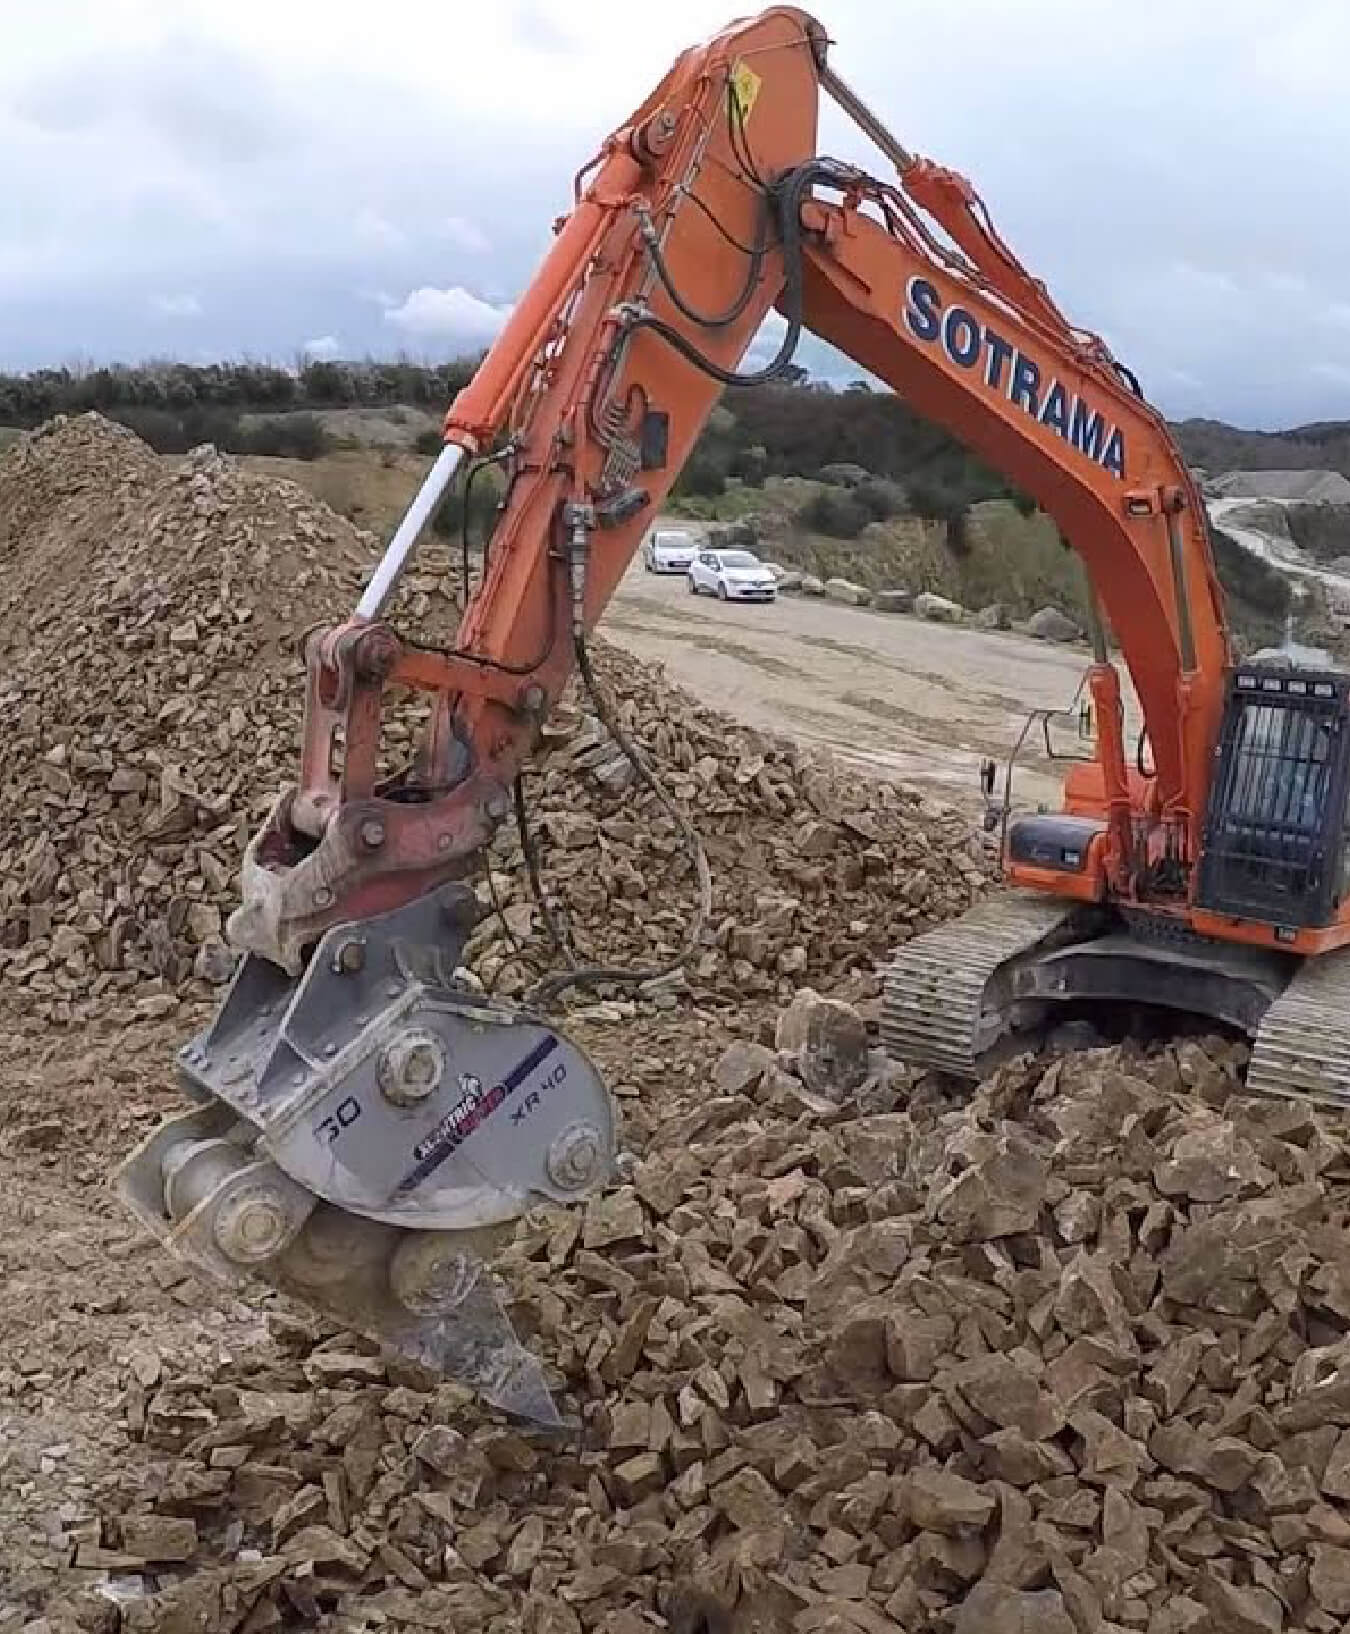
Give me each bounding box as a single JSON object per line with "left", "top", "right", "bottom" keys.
{"left": 115, "top": 8, "right": 1350, "bottom": 1420}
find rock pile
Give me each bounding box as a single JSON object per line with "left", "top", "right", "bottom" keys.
{"left": 37, "top": 1027, "right": 1350, "bottom": 1634}
{"left": 0, "top": 415, "right": 374, "bottom": 1022}
{"left": 21, "top": 415, "right": 1350, "bottom": 1634}
{"left": 0, "top": 414, "right": 987, "bottom": 1031}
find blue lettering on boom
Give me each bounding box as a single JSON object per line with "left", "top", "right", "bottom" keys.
{"left": 1070, "top": 398, "right": 1107, "bottom": 463}
{"left": 943, "top": 306, "right": 982, "bottom": 369}
{"left": 901, "top": 275, "right": 1127, "bottom": 481}
{"left": 904, "top": 276, "right": 942, "bottom": 343}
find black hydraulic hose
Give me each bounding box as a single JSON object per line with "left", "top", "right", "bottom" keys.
{"left": 514, "top": 773, "right": 575, "bottom": 961}
{"left": 526, "top": 630, "right": 713, "bottom": 1007}
{"left": 640, "top": 189, "right": 772, "bottom": 331}
{"left": 1114, "top": 361, "right": 1145, "bottom": 400}
{"left": 622, "top": 160, "right": 845, "bottom": 389}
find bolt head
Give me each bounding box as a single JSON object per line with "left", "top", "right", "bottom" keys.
{"left": 359, "top": 818, "right": 386, "bottom": 850}
{"left": 213, "top": 1186, "right": 296, "bottom": 1264}
{"left": 313, "top": 885, "right": 335, "bottom": 910}
{"left": 547, "top": 1122, "right": 605, "bottom": 1191}
{"left": 379, "top": 1029, "right": 446, "bottom": 1108}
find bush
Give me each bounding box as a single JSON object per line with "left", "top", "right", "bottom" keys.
{"left": 734, "top": 444, "right": 769, "bottom": 487}
{"left": 243, "top": 413, "right": 330, "bottom": 460}
{"left": 110, "top": 407, "right": 331, "bottom": 461}
{"left": 797, "top": 486, "right": 870, "bottom": 539}
{"left": 1287, "top": 504, "right": 1350, "bottom": 565}
{"left": 854, "top": 477, "right": 906, "bottom": 522}
{"left": 711, "top": 519, "right": 758, "bottom": 551}
{"left": 674, "top": 453, "right": 728, "bottom": 498}
{"left": 1209, "top": 525, "right": 1291, "bottom": 623}
{"left": 0, "top": 355, "right": 484, "bottom": 427}
{"left": 431, "top": 465, "right": 505, "bottom": 544}
{"left": 415, "top": 428, "right": 445, "bottom": 456}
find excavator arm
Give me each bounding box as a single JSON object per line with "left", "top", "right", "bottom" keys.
{"left": 227, "top": 11, "right": 1229, "bottom": 973}
{"left": 117, "top": 7, "right": 1234, "bottom": 1420}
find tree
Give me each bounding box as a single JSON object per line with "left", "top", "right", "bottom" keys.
{"left": 798, "top": 486, "right": 870, "bottom": 539}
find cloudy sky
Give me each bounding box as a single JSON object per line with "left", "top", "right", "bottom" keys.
{"left": 2, "top": 0, "right": 1348, "bottom": 429}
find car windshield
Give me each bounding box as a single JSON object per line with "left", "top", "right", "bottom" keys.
{"left": 656, "top": 533, "right": 693, "bottom": 549}
{"left": 719, "top": 552, "right": 759, "bottom": 568}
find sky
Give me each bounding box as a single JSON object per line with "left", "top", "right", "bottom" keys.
{"left": 2, "top": 1, "right": 1349, "bottom": 429}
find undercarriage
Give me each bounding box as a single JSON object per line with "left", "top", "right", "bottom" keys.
{"left": 882, "top": 889, "right": 1350, "bottom": 1108}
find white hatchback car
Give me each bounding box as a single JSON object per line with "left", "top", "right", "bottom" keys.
{"left": 687, "top": 548, "right": 778, "bottom": 602}
{"left": 642, "top": 527, "right": 698, "bottom": 574}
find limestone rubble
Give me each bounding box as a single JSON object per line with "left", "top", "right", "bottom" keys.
{"left": 7, "top": 419, "right": 1350, "bottom": 1633}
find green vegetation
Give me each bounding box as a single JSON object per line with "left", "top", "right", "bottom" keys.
{"left": 0, "top": 358, "right": 479, "bottom": 425}
{"left": 1285, "top": 504, "right": 1350, "bottom": 566}
{"left": 0, "top": 358, "right": 482, "bottom": 463}
{"left": 0, "top": 355, "right": 1341, "bottom": 656}
{"left": 671, "top": 381, "right": 1033, "bottom": 515}
{"left": 1207, "top": 525, "right": 1292, "bottom": 651}
{"left": 431, "top": 462, "right": 506, "bottom": 548}
{"left": 109, "top": 407, "right": 332, "bottom": 460}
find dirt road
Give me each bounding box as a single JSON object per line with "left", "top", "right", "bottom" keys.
{"left": 603, "top": 561, "right": 1134, "bottom": 815}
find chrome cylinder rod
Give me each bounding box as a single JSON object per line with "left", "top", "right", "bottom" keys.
{"left": 356, "top": 442, "right": 465, "bottom": 621}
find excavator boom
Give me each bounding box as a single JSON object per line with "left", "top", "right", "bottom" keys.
{"left": 116, "top": 8, "right": 1344, "bottom": 1418}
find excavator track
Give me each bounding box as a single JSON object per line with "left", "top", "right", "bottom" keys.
{"left": 882, "top": 892, "right": 1087, "bottom": 1078}
{"left": 1246, "top": 945, "right": 1350, "bottom": 1111}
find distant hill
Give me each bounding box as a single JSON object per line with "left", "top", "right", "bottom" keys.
{"left": 1174, "top": 418, "right": 1350, "bottom": 480}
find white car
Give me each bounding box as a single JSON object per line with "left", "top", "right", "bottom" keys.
{"left": 642, "top": 527, "right": 698, "bottom": 574}
{"left": 687, "top": 548, "right": 778, "bottom": 602}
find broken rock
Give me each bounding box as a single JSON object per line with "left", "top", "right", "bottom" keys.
{"left": 952, "top": 1582, "right": 1075, "bottom": 1634}
{"left": 775, "top": 987, "right": 871, "bottom": 1100}
{"left": 904, "top": 1468, "right": 996, "bottom": 1535}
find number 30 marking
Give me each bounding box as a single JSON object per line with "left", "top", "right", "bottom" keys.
{"left": 315, "top": 1096, "right": 362, "bottom": 1145}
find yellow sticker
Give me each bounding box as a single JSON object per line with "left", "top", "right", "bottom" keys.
{"left": 730, "top": 59, "right": 761, "bottom": 123}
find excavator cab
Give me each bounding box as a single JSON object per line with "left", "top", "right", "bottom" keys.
{"left": 1197, "top": 663, "right": 1350, "bottom": 933}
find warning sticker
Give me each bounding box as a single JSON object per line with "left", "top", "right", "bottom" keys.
{"left": 730, "top": 60, "right": 762, "bottom": 124}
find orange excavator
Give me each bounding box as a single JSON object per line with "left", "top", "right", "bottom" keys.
{"left": 118, "top": 8, "right": 1350, "bottom": 1419}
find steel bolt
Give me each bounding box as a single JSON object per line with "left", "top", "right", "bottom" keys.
{"left": 313, "top": 885, "right": 334, "bottom": 909}
{"left": 378, "top": 1030, "right": 446, "bottom": 1108}
{"left": 547, "top": 1122, "right": 605, "bottom": 1191}
{"left": 360, "top": 818, "right": 386, "bottom": 850}
{"left": 213, "top": 1185, "right": 297, "bottom": 1264}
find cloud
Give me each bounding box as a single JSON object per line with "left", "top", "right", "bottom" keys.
{"left": 4, "top": 1, "right": 1350, "bottom": 427}
{"left": 353, "top": 209, "right": 406, "bottom": 252}
{"left": 509, "top": 1, "right": 577, "bottom": 54}
{"left": 302, "top": 335, "right": 340, "bottom": 359}
{"left": 11, "top": 32, "right": 296, "bottom": 164}
{"left": 438, "top": 216, "right": 491, "bottom": 255}
{"left": 152, "top": 293, "right": 202, "bottom": 318}
{"left": 383, "top": 286, "right": 512, "bottom": 343}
